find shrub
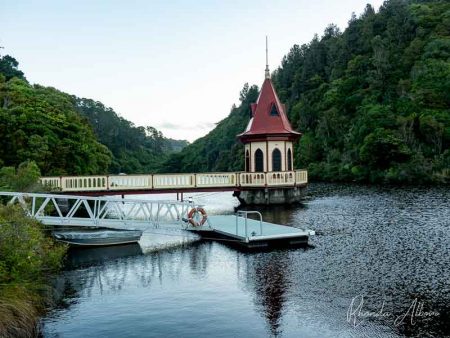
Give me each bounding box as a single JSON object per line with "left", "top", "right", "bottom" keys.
{"left": 0, "top": 204, "right": 67, "bottom": 337}
{"left": 0, "top": 161, "right": 42, "bottom": 192}
{"left": 0, "top": 205, "right": 66, "bottom": 284}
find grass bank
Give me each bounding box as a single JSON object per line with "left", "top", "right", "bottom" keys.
{"left": 0, "top": 204, "right": 67, "bottom": 338}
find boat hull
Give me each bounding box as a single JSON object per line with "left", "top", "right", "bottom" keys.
{"left": 52, "top": 229, "right": 143, "bottom": 247}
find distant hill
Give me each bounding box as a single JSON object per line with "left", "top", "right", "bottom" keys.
{"left": 0, "top": 55, "right": 187, "bottom": 175}
{"left": 74, "top": 98, "right": 188, "bottom": 173}
{"left": 161, "top": 0, "right": 449, "bottom": 184}
{"left": 167, "top": 139, "right": 190, "bottom": 153}
{"left": 0, "top": 75, "right": 111, "bottom": 175}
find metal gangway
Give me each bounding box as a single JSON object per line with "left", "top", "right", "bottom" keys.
{"left": 0, "top": 192, "right": 202, "bottom": 229}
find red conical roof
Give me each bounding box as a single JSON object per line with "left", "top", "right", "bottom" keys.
{"left": 238, "top": 78, "right": 301, "bottom": 142}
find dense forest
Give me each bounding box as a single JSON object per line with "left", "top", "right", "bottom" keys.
{"left": 0, "top": 0, "right": 448, "bottom": 183}
{"left": 74, "top": 98, "right": 187, "bottom": 173}
{"left": 0, "top": 55, "right": 187, "bottom": 175}
{"left": 162, "top": 0, "right": 449, "bottom": 184}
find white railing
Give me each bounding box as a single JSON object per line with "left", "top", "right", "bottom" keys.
{"left": 41, "top": 176, "right": 61, "bottom": 189}
{"left": 153, "top": 174, "right": 195, "bottom": 189}
{"left": 40, "top": 170, "right": 308, "bottom": 192}
{"left": 235, "top": 210, "right": 263, "bottom": 237}
{"left": 0, "top": 192, "right": 201, "bottom": 228}
{"left": 196, "top": 173, "right": 236, "bottom": 187}
{"left": 60, "top": 176, "right": 108, "bottom": 192}
{"left": 109, "top": 175, "right": 152, "bottom": 190}
{"left": 239, "top": 172, "right": 266, "bottom": 187}
{"left": 295, "top": 170, "right": 308, "bottom": 185}
{"left": 266, "top": 171, "right": 296, "bottom": 186}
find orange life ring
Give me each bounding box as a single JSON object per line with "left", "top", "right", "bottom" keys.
{"left": 188, "top": 207, "right": 207, "bottom": 227}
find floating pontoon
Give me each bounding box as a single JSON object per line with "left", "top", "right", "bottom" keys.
{"left": 186, "top": 211, "right": 314, "bottom": 250}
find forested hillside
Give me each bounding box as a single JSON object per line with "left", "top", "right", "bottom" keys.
{"left": 0, "top": 55, "right": 187, "bottom": 175}
{"left": 0, "top": 75, "right": 111, "bottom": 175}
{"left": 162, "top": 0, "right": 449, "bottom": 184}
{"left": 75, "top": 98, "right": 188, "bottom": 173}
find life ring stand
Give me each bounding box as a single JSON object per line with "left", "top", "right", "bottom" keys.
{"left": 188, "top": 207, "right": 207, "bottom": 227}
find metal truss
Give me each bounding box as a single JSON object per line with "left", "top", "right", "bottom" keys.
{"left": 0, "top": 192, "right": 201, "bottom": 230}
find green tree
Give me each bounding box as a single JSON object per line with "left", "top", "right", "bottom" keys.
{"left": 0, "top": 54, "right": 25, "bottom": 81}
{"left": 74, "top": 97, "right": 187, "bottom": 173}
{"left": 0, "top": 76, "right": 112, "bottom": 175}
{"left": 0, "top": 161, "right": 42, "bottom": 192}
{"left": 161, "top": 0, "right": 449, "bottom": 184}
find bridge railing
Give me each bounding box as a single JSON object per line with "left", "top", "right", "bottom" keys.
{"left": 60, "top": 176, "right": 108, "bottom": 191}
{"left": 295, "top": 170, "right": 308, "bottom": 185}
{"left": 109, "top": 175, "right": 152, "bottom": 190}
{"left": 196, "top": 173, "right": 236, "bottom": 187}
{"left": 239, "top": 172, "right": 266, "bottom": 187}
{"left": 0, "top": 191, "right": 200, "bottom": 228}
{"left": 153, "top": 174, "right": 195, "bottom": 189}
{"left": 266, "top": 171, "right": 296, "bottom": 186}
{"left": 41, "top": 176, "right": 61, "bottom": 189}
{"left": 40, "top": 170, "right": 308, "bottom": 192}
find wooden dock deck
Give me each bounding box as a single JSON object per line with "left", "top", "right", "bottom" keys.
{"left": 187, "top": 214, "right": 315, "bottom": 249}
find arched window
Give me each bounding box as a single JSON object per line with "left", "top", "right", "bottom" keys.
{"left": 272, "top": 148, "right": 281, "bottom": 172}
{"left": 254, "top": 149, "right": 264, "bottom": 172}
{"left": 245, "top": 150, "right": 250, "bottom": 172}
{"left": 287, "top": 148, "right": 292, "bottom": 171}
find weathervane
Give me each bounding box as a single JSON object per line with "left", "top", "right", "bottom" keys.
{"left": 265, "top": 36, "right": 270, "bottom": 79}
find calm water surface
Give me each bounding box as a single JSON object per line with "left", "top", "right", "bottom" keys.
{"left": 41, "top": 184, "right": 450, "bottom": 337}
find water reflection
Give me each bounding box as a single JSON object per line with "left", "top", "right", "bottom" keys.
{"left": 69, "top": 242, "right": 212, "bottom": 293}
{"left": 66, "top": 244, "right": 143, "bottom": 269}
{"left": 237, "top": 204, "right": 303, "bottom": 226}
{"left": 43, "top": 185, "right": 450, "bottom": 338}
{"left": 239, "top": 252, "right": 292, "bottom": 336}
{"left": 51, "top": 242, "right": 294, "bottom": 336}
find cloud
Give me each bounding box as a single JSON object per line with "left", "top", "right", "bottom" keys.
{"left": 157, "top": 122, "right": 183, "bottom": 130}
{"left": 156, "top": 121, "right": 215, "bottom": 131}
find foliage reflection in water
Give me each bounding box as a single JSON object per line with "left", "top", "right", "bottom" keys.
{"left": 42, "top": 185, "right": 450, "bottom": 337}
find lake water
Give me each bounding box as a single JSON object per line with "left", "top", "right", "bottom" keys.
{"left": 41, "top": 184, "right": 450, "bottom": 337}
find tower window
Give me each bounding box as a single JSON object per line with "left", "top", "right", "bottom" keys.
{"left": 287, "top": 148, "right": 292, "bottom": 171}
{"left": 269, "top": 103, "right": 279, "bottom": 116}
{"left": 272, "top": 148, "right": 281, "bottom": 171}
{"left": 255, "top": 149, "right": 264, "bottom": 172}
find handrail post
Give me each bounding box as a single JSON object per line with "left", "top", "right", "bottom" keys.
{"left": 244, "top": 213, "right": 248, "bottom": 238}
{"left": 258, "top": 212, "right": 263, "bottom": 235}
{"left": 31, "top": 196, "right": 36, "bottom": 216}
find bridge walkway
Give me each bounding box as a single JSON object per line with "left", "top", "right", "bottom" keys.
{"left": 40, "top": 170, "right": 308, "bottom": 195}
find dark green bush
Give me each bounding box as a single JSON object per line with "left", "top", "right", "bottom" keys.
{"left": 0, "top": 204, "right": 66, "bottom": 284}
{"left": 0, "top": 204, "right": 67, "bottom": 338}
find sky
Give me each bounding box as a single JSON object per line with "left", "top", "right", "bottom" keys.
{"left": 1, "top": 0, "right": 385, "bottom": 142}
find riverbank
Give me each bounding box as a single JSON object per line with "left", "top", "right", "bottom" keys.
{"left": 0, "top": 205, "right": 67, "bottom": 338}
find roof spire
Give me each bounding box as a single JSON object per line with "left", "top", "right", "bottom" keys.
{"left": 265, "top": 36, "right": 270, "bottom": 79}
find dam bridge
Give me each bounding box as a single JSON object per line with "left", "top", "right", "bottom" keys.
{"left": 40, "top": 170, "right": 307, "bottom": 205}
{"left": 41, "top": 52, "right": 308, "bottom": 205}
